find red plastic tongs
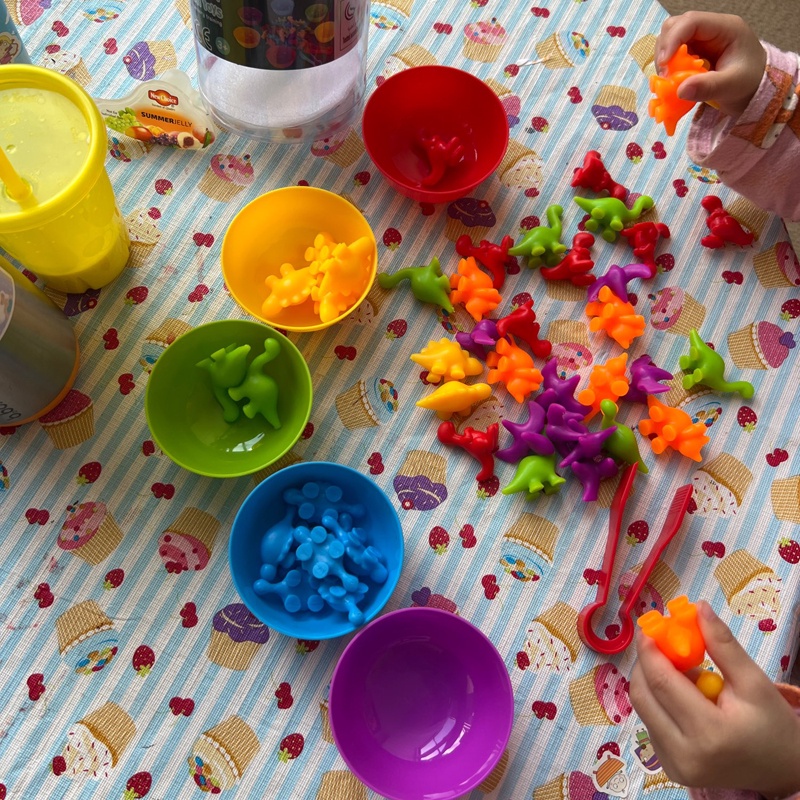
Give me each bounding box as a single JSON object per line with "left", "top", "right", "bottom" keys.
{"left": 577, "top": 463, "right": 694, "bottom": 655}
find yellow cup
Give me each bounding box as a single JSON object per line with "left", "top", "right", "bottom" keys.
{"left": 0, "top": 65, "right": 130, "bottom": 294}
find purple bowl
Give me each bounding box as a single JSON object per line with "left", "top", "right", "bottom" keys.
{"left": 329, "top": 607, "right": 514, "bottom": 800}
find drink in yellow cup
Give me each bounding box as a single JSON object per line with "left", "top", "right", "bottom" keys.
{"left": 0, "top": 65, "right": 130, "bottom": 294}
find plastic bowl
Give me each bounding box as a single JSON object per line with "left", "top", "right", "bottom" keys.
{"left": 221, "top": 186, "right": 378, "bottom": 332}
{"left": 144, "top": 319, "right": 312, "bottom": 478}
{"left": 229, "top": 462, "right": 403, "bottom": 639}
{"left": 329, "top": 607, "right": 514, "bottom": 800}
{"left": 362, "top": 66, "right": 509, "bottom": 204}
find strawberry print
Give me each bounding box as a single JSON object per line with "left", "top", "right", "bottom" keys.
{"left": 459, "top": 524, "right": 477, "bottom": 548}
{"left": 277, "top": 733, "right": 304, "bottom": 762}
{"left": 737, "top": 406, "right": 757, "bottom": 432}
{"left": 516, "top": 651, "right": 530, "bottom": 670}
{"left": 655, "top": 253, "right": 675, "bottom": 272}
{"left": 132, "top": 645, "right": 155, "bottom": 676}
{"left": 511, "top": 291, "right": 533, "bottom": 310}
{"left": 275, "top": 682, "right": 293, "bottom": 709}
{"left": 519, "top": 217, "right": 540, "bottom": 234}
{"left": 103, "top": 38, "right": 117, "bottom": 54}
{"left": 148, "top": 207, "right": 160, "bottom": 220}
{"left": 428, "top": 526, "right": 449, "bottom": 555}
{"left": 104, "top": 568, "right": 124, "bottom": 590}
{"left": 382, "top": 228, "right": 402, "bottom": 250}
{"left": 420, "top": 202, "right": 435, "bottom": 216}
{"left": 154, "top": 178, "right": 172, "bottom": 195}
{"left": 385, "top": 319, "right": 407, "bottom": 339}
{"left": 180, "top": 602, "right": 198, "bottom": 627}
{"left": 124, "top": 286, "right": 148, "bottom": 306}
{"left": 778, "top": 538, "right": 800, "bottom": 564}
{"left": 123, "top": 771, "right": 152, "bottom": 799}
{"left": 77, "top": 462, "right": 101, "bottom": 485}
{"left": 529, "top": 116, "right": 549, "bottom": 133}
{"left": 524, "top": 187, "right": 540, "bottom": 199}
{"left": 353, "top": 170, "right": 370, "bottom": 186}
{"left": 504, "top": 63, "right": 519, "bottom": 77}
{"left": 759, "top": 618, "right": 777, "bottom": 633}
{"left": 296, "top": 639, "right": 319, "bottom": 654}
{"left": 52, "top": 755, "right": 67, "bottom": 776}
{"left": 34, "top": 582, "right": 54, "bottom": 608}
{"left": 477, "top": 476, "right": 499, "bottom": 499}
{"left": 623, "top": 143, "right": 643, "bottom": 165}
{"left": 26, "top": 673, "right": 45, "bottom": 701}
{"left": 626, "top": 520, "right": 648, "bottom": 545}
{"left": 583, "top": 568, "right": 602, "bottom": 585}
{"left": 780, "top": 299, "right": 800, "bottom": 320}
{"left": 766, "top": 448, "right": 789, "bottom": 467}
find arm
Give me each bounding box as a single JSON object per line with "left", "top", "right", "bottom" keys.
{"left": 687, "top": 42, "right": 800, "bottom": 221}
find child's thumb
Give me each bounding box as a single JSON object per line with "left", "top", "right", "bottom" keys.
{"left": 697, "top": 601, "right": 761, "bottom": 687}
{"left": 677, "top": 73, "right": 724, "bottom": 104}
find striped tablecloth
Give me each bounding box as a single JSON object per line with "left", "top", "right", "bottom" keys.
{"left": 1, "top": 0, "right": 799, "bottom": 798}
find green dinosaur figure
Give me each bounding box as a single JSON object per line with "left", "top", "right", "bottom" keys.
{"left": 502, "top": 454, "right": 566, "bottom": 500}
{"left": 197, "top": 343, "right": 251, "bottom": 423}
{"left": 679, "top": 329, "right": 754, "bottom": 399}
{"left": 507, "top": 204, "right": 567, "bottom": 269}
{"left": 377, "top": 256, "right": 454, "bottom": 312}
{"left": 228, "top": 338, "right": 282, "bottom": 428}
{"left": 573, "top": 195, "right": 654, "bottom": 242}
{"left": 600, "top": 399, "right": 648, "bottom": 473}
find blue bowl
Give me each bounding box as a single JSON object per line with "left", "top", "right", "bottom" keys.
{"left": 229, "top": 462, "right": 404, "bottom": 639}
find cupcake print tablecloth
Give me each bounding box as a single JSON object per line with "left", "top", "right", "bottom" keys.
{"left": 1, "top": 0, "right": 800, "bottom": 799}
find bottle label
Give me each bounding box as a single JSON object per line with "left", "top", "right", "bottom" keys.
{"left": 190, "top": 0, "right": 364, "bottom": 69}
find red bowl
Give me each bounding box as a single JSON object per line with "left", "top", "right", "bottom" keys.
{"left": 362, "top": 65, "right": 509, "bottom": 204}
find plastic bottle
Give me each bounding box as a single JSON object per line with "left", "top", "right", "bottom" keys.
{"left": 190, "top": 0, "right": 369, "bottom": 142}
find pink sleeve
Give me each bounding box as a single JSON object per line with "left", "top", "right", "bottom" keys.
{"left": 686, "top": 42, "right": 800, "bottom": 222}
{"left": 687, "top": 684, "right": 800, "bottom": 800}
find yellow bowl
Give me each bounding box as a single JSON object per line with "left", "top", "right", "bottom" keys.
{"left": 222, "top": 187, "right": 377, "bottom": 332}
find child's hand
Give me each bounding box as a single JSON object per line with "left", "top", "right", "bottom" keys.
{"left": 630, "top": 601, "right": 800, "bottom": 798}
{"left": 656, "top": 12, "right": 766, "bottom": 118}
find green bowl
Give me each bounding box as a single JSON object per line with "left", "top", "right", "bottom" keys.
{"left": 145, "top": 319, "right": 312, "bottom": 478}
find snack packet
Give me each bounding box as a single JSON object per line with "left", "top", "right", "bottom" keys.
{"left": 96, "top": 69, "right": 217, "bottom": 150}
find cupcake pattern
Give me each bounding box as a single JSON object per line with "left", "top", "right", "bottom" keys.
{"left": 2, "top": 0, "right": 800, "bottom": 797}
{"left": 123, "top": 40, "right": 177, "bottom": 80}
{"left": 208, "top": 603, "right": 270, "bottom": 670}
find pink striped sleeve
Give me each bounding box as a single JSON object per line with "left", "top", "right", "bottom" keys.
{"left": 686, "top": 43, "right": 800, "bottom": 222}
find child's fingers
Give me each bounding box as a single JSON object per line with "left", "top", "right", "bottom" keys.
{"left": 629, "top": 659, "right": 681, "bottom": 739}
{"left": 656, "top": 11, "right": 733, "bottom": 66}
{"left": 696, "top": 602, "right": 764, "bottom": 690}
{"left": 634, "top": 634, "right": 707, "bottom": 729}
{"left": 676, "top": 69, "right": 739, "bottom": 104}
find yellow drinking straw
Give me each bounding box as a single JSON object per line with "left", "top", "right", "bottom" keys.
{"left": 0, "top": 145, "right": 35, "bottom": 205}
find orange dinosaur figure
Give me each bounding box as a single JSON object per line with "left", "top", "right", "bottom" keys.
{"left": 638, "top": 595, "right": 705, "bottom": 672}
{"left": 638, "top": 396, "right": 710, "bottom": 461}
{"left": 450, "top": 256, "right": 502, "bottom": 321}
{"left": 577, "top": 354, "right": 630, "bottom": 421}
{"left": 585, "top": 285, "right": 646, "bottom": 349}
{"left": 486, "top": 337, "right": 543, "bottom": 403}
{"left": 648, "top": 45, "right": 708, "bottom": 136}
